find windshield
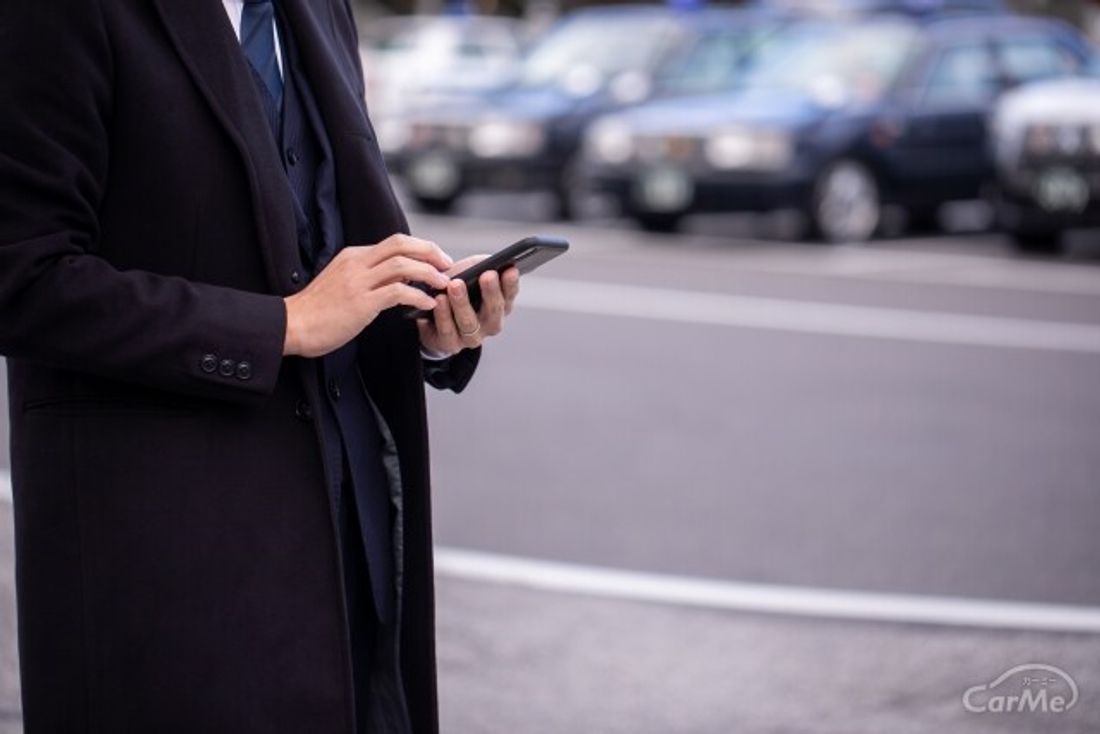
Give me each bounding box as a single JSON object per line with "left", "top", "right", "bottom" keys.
{"left": 736, "top": 23, "right": 919, "bottom": 103}
{"left": 657, "top": 25, "right": 779, "bottom": 95}
{"left": 519, "top": 15, "right": 682, "bottom": 89}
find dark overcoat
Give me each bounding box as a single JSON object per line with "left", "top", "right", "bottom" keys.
{"left": 0, "top": 1, "right": 479, "bottom": 731}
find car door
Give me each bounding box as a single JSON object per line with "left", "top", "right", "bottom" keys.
{"left": 890, "top": 37, "right": 999, "bottom": 201}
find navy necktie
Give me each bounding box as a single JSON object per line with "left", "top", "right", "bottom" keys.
{"left": 241, "top": 0, "right": 283, "bottom": 109}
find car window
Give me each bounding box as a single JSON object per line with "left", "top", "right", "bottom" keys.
{"left": 998, "top": 36, "right": 1081, "bottom": 83}
{"left": 736, "top": 23, "right": 919, "bottom": 104}
{"left": 921, "top": 43, "right": 997, "bottom": 106}
{"left": 657, "top": 27, "right": 772, "bottom": 94}
{"left": 520, "top": 15, "right": 682, "bottom": 89}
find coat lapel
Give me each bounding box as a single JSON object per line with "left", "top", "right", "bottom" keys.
{"left": 279, "top": 0, "right": 411, "bottom": 244}
{"left": 148, "top": 0, "right": 301, "bottom": 294}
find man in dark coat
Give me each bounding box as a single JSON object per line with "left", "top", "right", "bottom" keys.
{"left": 0, "top": 0, "right": 521, "bottom": 731}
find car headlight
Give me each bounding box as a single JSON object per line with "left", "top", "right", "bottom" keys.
{"left": 468, "top": 120, "right": 545, "bottom": 159}
{"left": 585, "top": 118, "right": 635, "bottom": 165}
{"left": 705, "top": 128, "right": 792, "bottom": 171}
{"left": 1022, "top": 123, "right": 1100, "bottom": 157}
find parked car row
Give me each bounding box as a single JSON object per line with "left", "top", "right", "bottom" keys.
{"left": 377, "top": 4, "right": 790, "bottom": 218}
{"left": 366, "top": 3, "right": 1099, "bottom": 253}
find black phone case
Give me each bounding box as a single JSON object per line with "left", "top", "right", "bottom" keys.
{"left": 402, "top": 235, "right": 569, "bottom": 320}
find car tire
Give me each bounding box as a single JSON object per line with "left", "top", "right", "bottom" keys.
{"left": 905, "top": 205, "right": 942, "bottom": 235}
{"left": 553, "top": 157, "right": 584, "bottom": 222}
{"left": 810, "top": 159, "right": 881, "bottom": 243}
{"left": 633, "top": 212, "right": 683, "bottom": 233}
{"left": 413, "top": 194, "right": 458, "bottom": 215}
{"left": 1008, "top": 228, "right": 1063, "bottom": 256}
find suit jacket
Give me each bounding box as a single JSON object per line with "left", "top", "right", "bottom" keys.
{"left": 0, "top": 1, "right": 479, "bottom": 731}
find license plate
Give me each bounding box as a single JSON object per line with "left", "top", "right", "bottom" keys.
{"left": 634, "top": 168, "right": 693, "bottom": 213}
{"left": 1034, "top": 167, "right": 1090, "bottom": 213}
{"left": 408, "top": 153, "right": 460, "bottom": 198}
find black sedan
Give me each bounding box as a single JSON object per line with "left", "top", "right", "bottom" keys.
{"left": 384, "top": 4, "right": 786, "bottom": 219}
{"left": 582, "top": 13, "right": 1093, "bottom": 240}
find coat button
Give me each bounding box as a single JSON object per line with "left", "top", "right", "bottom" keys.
{"left": 295, "top": 400, "right": 313, "bottom": 421}
{"left": 290, "top": 270, "right": 302, "bottom": 285}
{"left": 200, "top": 354, "right": 218, "bottom": 374}
{"left": 236, "top": 361, "right": 253, "bottom": 381}
{"left": 218, "top": 359, "right": 236, "bottom": 377}
{"left": 327, "top": 378, "right": 342, "bottom": 402}
{"left": 286, "top": 148, "right": 300, "bottom": 166}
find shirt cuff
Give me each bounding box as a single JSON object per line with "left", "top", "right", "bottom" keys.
{"left": 420, "top": 347, "right": 452, "bottom": 362}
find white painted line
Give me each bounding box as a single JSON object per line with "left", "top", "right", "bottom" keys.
{"left": 435, "top": 547, "right": 1100, "bottom": 634}
{"left": 519, "top": 277, "right": 1100, "bottom": 354}
{"left": 2, "top": 473, "right": 1091, "bottom": 632}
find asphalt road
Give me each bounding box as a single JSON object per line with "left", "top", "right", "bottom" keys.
{"left": 2, "top": 208, "right": 1099, "bottom": 732}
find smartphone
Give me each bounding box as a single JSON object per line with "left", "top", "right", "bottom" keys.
{"left": 403, "top": 235, "right": 569, "bottom": 320}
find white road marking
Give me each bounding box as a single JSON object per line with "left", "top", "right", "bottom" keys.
{"left": 519, "top": 277, "right": 1100, "bottom": 354}
{"left": 0, "top": 473, "right": 1092, "bottom": 632}
{"left": 435, "top": 547, "right": 1100, "bottom": 634}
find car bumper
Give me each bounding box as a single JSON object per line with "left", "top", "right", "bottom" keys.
{"left": 998, "top": 164, "right": 1100, "bottom": 230}
{"left": 587, "top": 165, "right": 813, "bottom": 216}
{"left": 391, "top": 148, "right": 563, "bottom": 198}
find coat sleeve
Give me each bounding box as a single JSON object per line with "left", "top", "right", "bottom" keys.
{"left": 422, "top": 348, "right": 481, "bottom": 394}
{"left": 0, "top": 0, "right": 287, "bottom": 407}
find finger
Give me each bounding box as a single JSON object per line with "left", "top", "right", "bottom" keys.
{"left": 367, "top": 256, "right": 450, "bottom": 290}
{"left": 445, "top": 254, "right": 488, "bottom": 278}
{"left": 364, "top": 234, "right": 454, "bottom": 272}
{"left": 431, "top": 293, "right": 461, "bottom": 353}
{"left": 447, "top": 279, "right": 482, "bottom": 347}
{"left": 376, "top": 282, "right": 438, "bottom": 312}
{"left": 500, "top": 266, "right": 520, "bottom": 315}
{"left": 477, "top": 270, "right": 505, "bottom": 336}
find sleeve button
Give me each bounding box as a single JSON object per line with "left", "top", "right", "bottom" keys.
{"left": 218, "top": 359, "right": 236, "bottom": 377}
{"left": 200, "top": 354, "right": 219, "bottom": 374}
{"left": 236, "top": 361, "right": 253, "bottom": 381}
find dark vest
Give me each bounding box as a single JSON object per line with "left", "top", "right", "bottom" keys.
{"left": 247, "top": 11, "right": 397, "bottom": 627}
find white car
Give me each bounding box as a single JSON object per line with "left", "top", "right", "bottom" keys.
{"left": 359, "top": 15, "right": 526, "bottom": 121}
{"left": 991, "top": 64, "right": 1100, "bottom": 254}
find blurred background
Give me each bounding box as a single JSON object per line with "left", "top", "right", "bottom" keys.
{"left": 4, "top": 0, "right": 1100, "bottom": 732}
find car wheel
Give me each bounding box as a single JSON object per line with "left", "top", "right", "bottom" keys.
{"left": 553, "top": 157, "right": 584, "bottom": 221}
{"left": 634, "top": 212, "right": 682, "bottom": 233}
{"left": 413, "top": 194, "right": 458, "bottom": 215}
{"left": 905, "top": 205, "right": 942, "bottom": 235}
{"left": 811, "top": 159, "right": 881, "bottom": 243}
{"left": 1009, "top": 228, "right": 1063, "bottom": 256}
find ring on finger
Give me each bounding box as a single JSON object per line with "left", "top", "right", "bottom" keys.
{"left": 459, "top": 322, "right": 481, "bottom": 338}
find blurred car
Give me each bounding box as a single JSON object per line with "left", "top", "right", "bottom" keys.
{"left": 991, "top": 59, "right": 1100, "bottom": 254}
{"left": 583, "top": 13, "right": 1092, "bottom": 239}
{"left": 359, "top": 15, "right": 525, "bottom": 120}
{"left": 765, "top": 0, "right": 1005, "bottom": 16}
{"left": 384, "top": 5, "right": 787, "bottom": 218}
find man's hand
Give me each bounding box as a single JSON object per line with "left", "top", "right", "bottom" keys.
{"left": 417, "top": 255, "right": 521, "bottom": 357}
{"left": 283, "top": 234, "right": 453, "bottom": 358}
